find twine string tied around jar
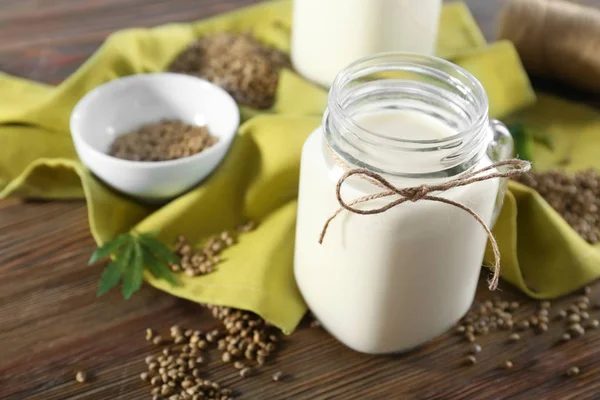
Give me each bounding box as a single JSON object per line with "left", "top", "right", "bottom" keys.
{"left": 318, "top": 157, "right": 531, "bottom": 290}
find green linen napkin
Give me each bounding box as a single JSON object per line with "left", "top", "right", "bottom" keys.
{"left": 488, "top": 96, "right": 600, "bottom": 298}
{"left": 0, "top": 0, "right": 596, "bottom": 333}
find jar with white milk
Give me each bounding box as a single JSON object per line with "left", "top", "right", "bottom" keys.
{"left": 294, "top": 53, "right": 519, "bottom": 354}
{"left": 291, "top": 0, "right": 442, "bottom": 87}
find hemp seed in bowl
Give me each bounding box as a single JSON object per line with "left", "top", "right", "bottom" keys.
{"left": 109, "top": 120, "right": 218, "bottom": 162}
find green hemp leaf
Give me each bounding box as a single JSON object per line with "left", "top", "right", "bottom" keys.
{"left": 89, "top": 232, "right": 179, "bottom": 299}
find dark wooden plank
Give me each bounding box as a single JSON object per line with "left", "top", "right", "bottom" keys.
{"left": 2, "top": 1, "right": 600, "bottom": 399}
{"left": 0, "top": 0, "right": 261, "bottom": 83}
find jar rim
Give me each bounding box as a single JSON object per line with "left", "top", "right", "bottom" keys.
{"left": 323, "top": 52, "right": 493, "bottom": 177}
{"left": 327, "top": 52, "right": 489, "bottom": 146}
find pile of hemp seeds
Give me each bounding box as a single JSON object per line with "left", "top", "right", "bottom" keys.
{"left": 456, "top": 285, "right": 599, "bottom": 377}
{"left": 137, "top": 287, "right": 600, "bottom": 399}
{"left": 168, "top": 33, "right": 291, "bottom": 110}
{"left": 142, "top": 306, "right": 284, "bottom": 400}
{"left": 513, "top": 168, "right": 600, "bottom": 244}
{"left": 109, "top": 120, "right": 218, "bottom": 162}
{"left": 139, "top": 220, "right": 289, "bottom": 400}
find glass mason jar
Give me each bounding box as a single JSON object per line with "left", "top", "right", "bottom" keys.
{"left": 294, "top": 53, "right": 513, "bottom": 354}
{"left": 291, "top": 0, "right": 442, "bottom": 87}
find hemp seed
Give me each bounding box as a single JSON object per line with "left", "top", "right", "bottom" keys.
{"left": 272, "top": 371, "right": 284, "bottom": 381}
{"left": 470, "top": 344, "right": 482, "bottom": 354}
{"left": 221, "top": 352, "right": 231, "bottom": 363}
{"left": 464, "top": 355, "right": 477, "bottom": 366}
{"left": 568, "top": 314, "right": 581, "bottom": 323}
{"left": 75, "top": 371, "right": 87, "bottom": 383}
{"left": 568, "top": 305, "right": 580, "bottom": 314}
{"left": 580, "top": 311, "right": 590, "bottom": 320}
{"left": 234, "top": 361, "right": 245, "bottom": 370}
{"left": 569, "top": 323, "right": 585, "bottom": 337}
{"left": 153, "top": 335, "right": 164, "bottom": 345}
{"left": 540, "top": 301, "right": 551, "bottom": 309}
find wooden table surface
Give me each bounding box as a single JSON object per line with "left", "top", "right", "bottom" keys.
{"left": 2, "top": 1, "right": 600, "bottom": 399}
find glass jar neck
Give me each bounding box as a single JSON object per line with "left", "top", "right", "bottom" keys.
{"left": 323, "top": 53, "right": 491, "bottom": 179}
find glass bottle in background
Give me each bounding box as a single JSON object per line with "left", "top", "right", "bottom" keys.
{"left": 291, "top": 0, "right": 443, "bottom": 87}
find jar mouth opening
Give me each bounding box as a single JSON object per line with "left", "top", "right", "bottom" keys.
{"left": 328, "top": 52, "right": 489, "bottom": 147}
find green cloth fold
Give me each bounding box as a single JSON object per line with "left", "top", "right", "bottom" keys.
{"left": 489, "top": 96, "right": 600, "bottom": 297}
{"left": 1, "top": 0, "right": 598, "bottom": 333}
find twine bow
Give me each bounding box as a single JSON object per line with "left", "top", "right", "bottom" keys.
{"left": 318, "top": 159, "right": 531, "bottom": 290}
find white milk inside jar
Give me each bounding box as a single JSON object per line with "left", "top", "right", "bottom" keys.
{"left": 291, "top": 0, "right": 442, "bottom": 87}
{"left": 294, "top": 53, "right": 515, "bottom": 354}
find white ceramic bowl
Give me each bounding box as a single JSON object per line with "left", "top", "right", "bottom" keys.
{"left": 70, "top": 73, "right": 239, "bottom": 200}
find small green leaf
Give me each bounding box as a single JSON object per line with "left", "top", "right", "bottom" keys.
{"left": 89, "top": 234, "right": 130, "bottom": 265}
{"left": 93, "top": 232, "right": 179, "bottom": 300}
{"left": 97, "top": 260, "right": 124, "bottom": 296}
{"left": 121, "top": 241, "right": 135, "bottom": 264}
{"left": 138, "top": 234, "right": 180, "bottom": 265}
{"left": 531, "top": 127, "right": 554, "bottom": 150}
{"left": 144, "top": 251, "right": 179, "bottom": 286}
{"left": 143, "top": 251, "right": 162, "bottom": 279}
{"left": 122, "top": 241, "right": 144, "bottom": 300}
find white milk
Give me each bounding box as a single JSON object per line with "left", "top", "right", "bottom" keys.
{"left": 294, "top": 110, "right": 499, "bottom": 354}
{"left": 291, "top": 0, "right": 442, "bottom": 87}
